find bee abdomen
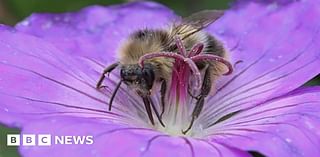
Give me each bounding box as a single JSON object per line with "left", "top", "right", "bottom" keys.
{"left": 204, "top": 35, "right": 226, "bottom": 57}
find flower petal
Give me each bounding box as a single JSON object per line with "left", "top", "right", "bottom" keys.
{"left": 201, "top": 0, "right": 320, "bottom": 124}
{"left": 19, "top": 116, "right": 252, "bottom": 157}
{"left": 208, "top": 86, "right": 320, "bottom": 157}
{"left": 15, "top": 2, "right": 176, "bottom": 63}
{"left": 0, "top": 27, "right": 122, "bottom": 127}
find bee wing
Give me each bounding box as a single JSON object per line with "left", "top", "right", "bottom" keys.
{"left": 181, "top": 10, "right": 224, "bottom": 29}
{"left": 173, "top": 10, "right": 224, "bottom": 39}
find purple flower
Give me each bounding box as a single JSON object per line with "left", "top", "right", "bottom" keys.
{"left": 1, "top": 1, "right": 320, "bottom": 157}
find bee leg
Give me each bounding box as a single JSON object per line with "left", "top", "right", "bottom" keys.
{"left": 182, "top": 67, "right": 211, "bottom": 134}
{"left": 160, "top": 79, "right": 167, "bottom": 119}
{"left": 108, "top": 80, "right": 122, "bottom": 111}
{"left": 96, "top": 62, "right": 119, "bottom": 89}
{"left": 187, "top": 86, "right": 199, "bottom": 100}
{"left": 141, "top": 96, "right": 155, "bottom": 125}
{"left": 148, "top": 96, "right": 166, "bottom": 127}
{"left": 182, "top": 97, "right": 205, "bottom": 134}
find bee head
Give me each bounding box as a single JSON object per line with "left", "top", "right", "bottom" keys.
{"left": 120, "top": 63, "right": 155, "bottom": 95}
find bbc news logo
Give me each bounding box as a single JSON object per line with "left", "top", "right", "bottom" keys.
{"left": 7, "top": 134, "right": 94, "bottom": 146}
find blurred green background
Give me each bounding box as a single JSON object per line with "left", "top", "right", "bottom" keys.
{"left": 0, "top": 0, "right": 319, "bottom": 157}
{"left": 0, "top": 0, "right": 233, "bottom": 25}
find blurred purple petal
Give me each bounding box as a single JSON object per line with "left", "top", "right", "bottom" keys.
{"left": 15, "top": 2, "right": 176, "bottom": 63}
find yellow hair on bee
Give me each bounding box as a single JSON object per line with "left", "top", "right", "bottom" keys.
{"left": 118, "top": 29, "right": 174, "bottom": 81}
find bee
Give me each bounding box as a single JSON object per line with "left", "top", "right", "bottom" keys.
{"left": 96, "top": 10, "right": 233, "bottom": 132}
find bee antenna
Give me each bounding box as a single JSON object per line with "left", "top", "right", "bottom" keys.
{"left": 109, "top": 80, "right": 122, "bottom": 111}
{"left": 191, "top": 54, "right": 233, "bottom": 75}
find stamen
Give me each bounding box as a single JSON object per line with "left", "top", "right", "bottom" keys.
{"left": 184, "top": 58, "right": 202, "bottom": 89}
{"left": 139, "top": 52, "right": 202, "bottom": 90}
{"left": 191, "top": 54, "right": 233, "bottom": 75}
{"left": 188, "top": 43, "right": 204, "bottom": 57}
{"left": 174, "top": 36, "right": 187, "bottom": 56}
{"left": 139, "top": 52, "right": 185, "bottom": 68}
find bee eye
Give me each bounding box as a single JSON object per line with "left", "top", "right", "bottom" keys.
{"left": 143, "top": 69, "right": 154, "bottom": 79}
{"left": 120, "top": 69, "right": 125, "bottom": 77}
{"left": 142, "top": 67, "right": 155, "bottom": 90}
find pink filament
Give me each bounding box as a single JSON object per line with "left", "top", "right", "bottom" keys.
{"left": 188, "top": 43, "right": 204, "bottom": 57}
{"left": 184, "top": 58, "right": 202, "bottom": 89}
{"left": 139, "top": 52, "right": 202, "bottom": 88}
{"left": 174, "top": 36, "right": 187, "bottom": 56}
{"left": 138, "top": 37, "right": 234, "bottom": 97}
{"left": 138, "top": 52, "right": 185, "bottom": 68}
{"left": 191, "top": 54, "right": 233, "bottom": 75}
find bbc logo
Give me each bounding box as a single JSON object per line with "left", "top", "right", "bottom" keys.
{"left": 7, "top": 134, "right": 94, "bottom": 146}
{"left": 7, "top": 134, "right": 51, "bottom": 146}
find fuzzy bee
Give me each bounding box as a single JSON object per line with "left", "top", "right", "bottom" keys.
{"left": 96, "top": 10, "right": 233, "bottom": 132}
